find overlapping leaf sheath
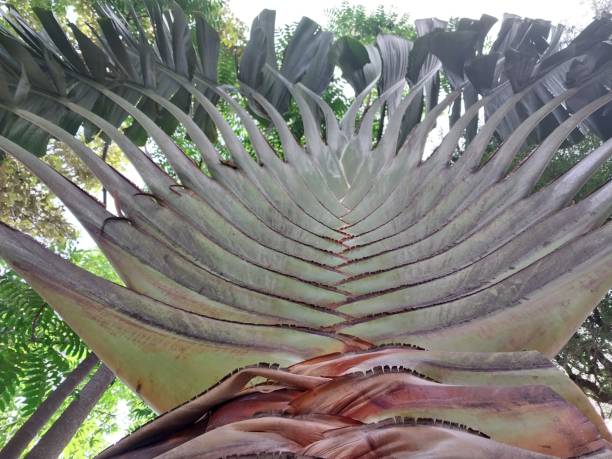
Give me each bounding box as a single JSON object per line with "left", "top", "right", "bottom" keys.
{"left": 0, "top": 3, "right": 610, "bottom": 457}
{"left": 96, "top": 347, "right": 609, "bottom": 458}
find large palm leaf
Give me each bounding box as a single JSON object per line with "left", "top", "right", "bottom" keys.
{"left": 0, "top": 4, "right": 610, "bottom": 457}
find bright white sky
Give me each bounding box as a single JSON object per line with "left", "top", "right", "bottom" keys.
{"left": 229, "top": 0, "right": 596, "bottom": 31}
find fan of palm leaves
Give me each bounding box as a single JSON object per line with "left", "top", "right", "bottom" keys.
{"left": 0, "top": 3, "right": 610, "bottom": 457}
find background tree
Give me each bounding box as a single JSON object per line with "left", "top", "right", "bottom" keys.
{"left": 326, "top": 2, "right": 416, "bottom": 41}
{"left": 1, "top": 353, "right": 100, "bottom": 459}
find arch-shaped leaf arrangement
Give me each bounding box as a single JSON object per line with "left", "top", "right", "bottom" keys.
{"left": 0, "top": 4, "right": 610, "bottom": 458}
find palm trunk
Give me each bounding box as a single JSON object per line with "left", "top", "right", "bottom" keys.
{"left": 25, "top": 364, "right": 115, "bottom": 459}
{"left": 0, "top": 353, "right": 99, "bottom": 459}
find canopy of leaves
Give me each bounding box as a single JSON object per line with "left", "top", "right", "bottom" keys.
{"left": 558, "top": 292, "right": 611, "bottom": 418}
{"left": 0, "top": 138, "right": 126, "bottom": 247}
{"left": 326, "top": 2, "right": 417, "bottom": 42}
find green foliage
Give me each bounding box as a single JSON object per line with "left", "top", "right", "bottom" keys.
{"left": 218, "top": 44, "right": 240, "bottom": 85}
{"left": 0, "top": 270, "right": 87, "bottom": 449}
{"left": 557, "top": 292, "right": 611, "bottom": 418}
{"left": 1, "top": 0, "right": 95, "bottom": 26}
{"left": 0, "top": 271, "right": 87, "bottom": 416}
{"left": 0, "top": 135, "right": 127, "bottom": 247}
{"left": 536, "top": 135, "right": 612, "bottom": 201}
{"left": 326, "top": 2, "right": 416, "bottom": 42}
{"left": 0, "top": 249, "right": 155, "bottom": 454}
{"left": 0, "top": 154, "right": 77, "bottom": 248}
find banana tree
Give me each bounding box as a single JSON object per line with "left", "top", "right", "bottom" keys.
{"left": 0, "top": 3, "right": 611, "bottom": 457}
